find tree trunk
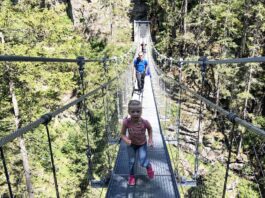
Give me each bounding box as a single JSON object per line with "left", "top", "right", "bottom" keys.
{"left": 183, "top": 0, "right": 187, "bottom": 34}
{"left": 182, "top": 0, "right": 188, "bottom": 54}
{"left": 239, "top": 2, "right": 249, "bottom": 57}
{"left": 171, "top": 0, "right": 176, "bottom": 40}
{"left": 8, "top": 71, "right": 34, "bottom": 197}
{"left": 215, "top": 71, "right": 220, "bottom": 118}
{"left": 0, "top": 32, "right": 4, "bottom": 43}
{"left": 239, "top": 20, "right": 247, "bottom": 57}
{"left": 236, "top": 65, "right": 252, "bottom": 157}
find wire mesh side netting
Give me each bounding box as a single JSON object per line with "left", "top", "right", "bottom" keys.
{"left": 0, "top": 51, "right": 136, "bottom": 197}
{"left": 150, "top": 47, "right": 265, "bottom": 198}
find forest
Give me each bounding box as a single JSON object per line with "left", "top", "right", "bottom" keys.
{"left": 0, "top": 0, "right": 264, "bottom": 197}
{"left": 147, "top": 0, "right": 265, "bottom": 197}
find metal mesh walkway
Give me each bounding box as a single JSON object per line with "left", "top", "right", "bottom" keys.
{"left": 106, "top": 75, "right": 180, "bottom": 197}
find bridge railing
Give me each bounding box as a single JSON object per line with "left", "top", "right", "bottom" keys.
{"left": 0, "top": 48, "right": 135, "bottom": 197}
{"left": 150, "top": 45, "right": 265, "bottom": 197}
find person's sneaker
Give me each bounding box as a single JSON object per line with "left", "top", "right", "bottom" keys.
{"left": 128, "top": 175, "right": 135, "bottom": 186}
{"left": 147, "top": 165, "right": 154, "bottom": 179}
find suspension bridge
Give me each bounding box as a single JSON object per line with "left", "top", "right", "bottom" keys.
{"left": 0, "top": 21, "right": 265, "bottom": 198}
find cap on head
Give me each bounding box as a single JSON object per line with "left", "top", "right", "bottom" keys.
{"left": 138, "top": 52, "right": 143, "bottom": 56}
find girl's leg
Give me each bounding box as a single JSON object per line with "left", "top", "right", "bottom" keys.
{"left": 138, "top": 143, "right": 154, "bottom": 179}
{"left": 141, "top": 73, "right": 145, "bottom": 90}
{"left": 138, "top": 143, "right": 150, "bottom": 168}
{"left": 127, "top": 145, "right": 136, "bottom": 175}
{"left": 136, "top": 72, "right": 142, "bottom": 90}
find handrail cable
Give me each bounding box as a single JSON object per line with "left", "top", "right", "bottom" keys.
{"left": 149, "top": 43, "right": 181, "bottom": 196}
{"left": 150, "top": 63, "right": 181, "bottom": 198}
{"left": 0, "top": 77, "right": 117, "bottom": 147}
{"left": 150, "top": 65, "right": 265, "bottom": 137}
{"left": 0, "top": 43, "right": 137, "bottom": 148}
{"left": 152, "top": 49, "right": 199, "bottom": 186}
{"left": 0, "top": 55, "right": 115, "bottom": 63}
{"left": 152, "top": 46, "right": 265, "bottom": 197}
{"left": 0, "top": 43, "right": 136, "bottom": 63}
{"left": 0, "top": 45, "right": 136, "bottom": 196}
{"left": 151, "top": 46, "right": 265, "bottom": 198}
{"left": 0, "top": 46, "right": 136, "bottom": 145}
{"left": 179, "top": 82, "right": 265, "bottom": 136}
{"left": 152, "top": 46, "right": 265, "bottom": 65}
{"left": 149, "top": 30, "right": 264, "bottom": 196}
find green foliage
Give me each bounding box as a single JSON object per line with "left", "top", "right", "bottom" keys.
{"left": 253, "top": 116, "right": 265, "bottom": 128}
{"left": 237, "top": 179, "right": 260, "bottom": 198}
{"left": 148, "top": 0, "right": 265, "bottom": 197}
{"left": 0, "top": 0, "right": 131, "bottom": 196}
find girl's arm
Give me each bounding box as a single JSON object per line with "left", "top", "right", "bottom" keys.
{"left": 120, "top": 123, "right": 131, "bottom": 145}
{"left": 147, "top": 127, "right": 153, "bottom": 147}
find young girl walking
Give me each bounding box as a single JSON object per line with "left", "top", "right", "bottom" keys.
{"left": 120, "top": 100, "right": 155, "bottom": 186}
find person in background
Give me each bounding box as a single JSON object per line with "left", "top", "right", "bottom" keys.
{"left": 134, "top": 52, "right": 148, "bottom": 92}
{"left": 141, "top": 42, "right": 147, "bottom": 54}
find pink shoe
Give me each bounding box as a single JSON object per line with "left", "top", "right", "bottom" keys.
{"left": 147, "top": 165, "right": 154, "bottom": 179}
{"left": 128, "top": 175, "right": 135, "bottom": 186}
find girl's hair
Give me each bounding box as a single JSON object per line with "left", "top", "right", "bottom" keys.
{"left": 128, "top": 100, "right": 142, "bottom": 109}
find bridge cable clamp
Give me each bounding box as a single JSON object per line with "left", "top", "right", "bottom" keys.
{"left": 227, "top": 112, "right": 238, "bottom": 123}
{"left": 77, "top": 56, "right": 85, "bottom": 80}
{"left": 41, "top": 113, "right": 53, "bottom": 126}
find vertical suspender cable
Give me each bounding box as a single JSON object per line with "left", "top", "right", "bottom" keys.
{"left": 114, "top": 58, "right": 122, "bottom": 143}
{"left": 41, "top": 113, "right": 60, "bottom": 198}
{"left": 164, "top": 71, "right": 167, "bottom": 130}
{"left": 77, "top": 57, "right": 89, "bottom": 143}
{"left": 168, "top": 57, "right": 173, "bottom": 128}
{"left": 103, "top": 58, "right": 111, "bottom": 143}
{"left": 131, "top": 51, "right": 135, "bottom": 98}
{"left": 252, "top": 145, "right": 264, "bottom": 197}
{"left": 103, "top": 85, "right": 112, "bottom": 173}
{"left": 253, "top": 146, "right": 265, "bottom": 177}
{"left": 77, "top": 56, "right": 92, "bottom": 183}
{"left": 194, "top": 57, "right": 207, "bottom": 179}
{"left": 77, "top": 56, "right": 85, "bottom": 95}
{"left": 115, "top": 59, "right": 121, "bottom": 120}
{"left": 103, "top": 86, "right": 109, "bottom": 143}
{"left": 122, "top": 57, "right": 126, "bottom": 108}
{"left": 166, "top": 58, "right": 176, "bottom": 172}
{"left": 0, "top": 147, "right": 14, "bottom": 198}
{"left": 102, "top": 59, "right": 114, "bottom": 174}
{"left": 176, "top": 58, "right": 183, "bottom": 181}
{"left": 222, "top": 113, "right": 237, "bottom": 198}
